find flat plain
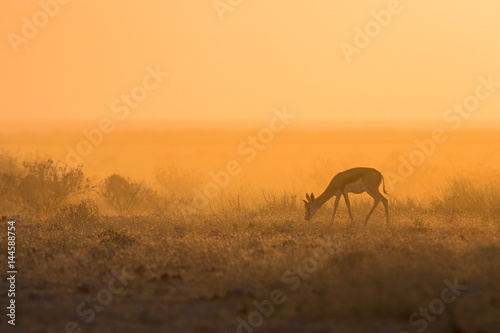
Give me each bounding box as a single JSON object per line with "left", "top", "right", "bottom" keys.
{"left": 1, "top": 130, "right": 500, "bottom": 333}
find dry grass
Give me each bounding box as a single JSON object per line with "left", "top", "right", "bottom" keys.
{"left": 2, "top": 188, "right": 500, "bottom": 332}
{"left": 1, "top": 131, "right": 500, "bottom": 332}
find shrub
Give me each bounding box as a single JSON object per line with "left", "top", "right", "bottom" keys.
{"left": 99, "top": 174, "right": 144, "bottom": 214}
{"left": 154, "top": 166, "right": 202, "bottom": 199}
{"left": 0, "top": 152, "right": 24, "bottom": 211}
{"left": 0, "top": 172, "right": 21, "bottom": 210}
{"left": 139, "top": 188, "right": 172, "bottom": 215}
{"left": 58, "top": 199, "right": 100, "bottom": 227}
{"left": 18, "top": 159, "right": 91, "bottom": 216}
{"left": 0, "top": 151, "right": 23, "bottom": 175}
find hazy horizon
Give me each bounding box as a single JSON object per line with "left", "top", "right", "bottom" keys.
{"left": 1, "top": 117, "right": 500, "bottom": 133}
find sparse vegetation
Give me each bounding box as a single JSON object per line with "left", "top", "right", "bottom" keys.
{"left": 0, "top": 158, "right": 91, "bottom": 216}
{"left": 8, "top": 200, "right": 500, "bottom": 333}
{"left": 430, "top": 176, "right": 500, "bottom": 218}
{"left": 1, "top": 132, "right": 500, "bottom": 333}
{"left": 99, "top": 174, "right": 145, "bottom": 214}
{"left": 56, "top": 198, "right": 100, "bottom": 228}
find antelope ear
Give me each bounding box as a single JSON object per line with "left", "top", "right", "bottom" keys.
{"left": 303, "top": 200, "right": 308, "bottom": 204}
{"left": 311, "top": 193, "right": 315, "bottom": 201}
{"left": 305, "top": 193, "right": 310, "bottom": 202}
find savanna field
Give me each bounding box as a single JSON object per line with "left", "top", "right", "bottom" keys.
{"left": 1, "top": 130, "right": 500, "bottom": 333}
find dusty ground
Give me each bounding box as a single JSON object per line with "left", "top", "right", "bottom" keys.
{"left": 2, "top": 206, "right": 500, "bottom": 333}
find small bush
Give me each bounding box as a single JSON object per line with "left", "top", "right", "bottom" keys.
{"left": 141, "top": 190, "right": 173, "bottom": 216}
{"left": 58, "top": 199, "right": 100, "bottom": 226}
{"left": 18, "top": 159, "right": 91, "bottom": 216}
{"left": 0, "top": 152, "right": 24, "bottom": 212}
{"left": 100, "top": 174, "right": 144, "bottom": 214}
{"left": 0, "top": 172, "right": 22, "bottom": 211}
{"left": 154, "top": 166, "right": 203, "bottom": 199}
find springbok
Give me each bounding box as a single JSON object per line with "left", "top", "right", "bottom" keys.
{"left": 303, "top": 167, "right": 389, "bottom": 225}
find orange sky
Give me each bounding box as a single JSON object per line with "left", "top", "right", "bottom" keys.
{"left": 1, "top": 0, "right": 499, "bottom": 130}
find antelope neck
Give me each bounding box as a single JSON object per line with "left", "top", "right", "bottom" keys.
{"left": 313, "top": 186, "right": 337, "bottom": 208}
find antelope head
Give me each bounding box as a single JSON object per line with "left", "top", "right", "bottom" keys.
{"left": 303, "top": 193, "right": 319, "bottom": 221}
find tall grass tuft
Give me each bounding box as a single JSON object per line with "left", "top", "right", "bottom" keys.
{"left": 430, "top": 176, "right": 500, "bottom": 218}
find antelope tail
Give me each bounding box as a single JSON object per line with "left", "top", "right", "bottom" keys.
{"left": 381, "top": 175, "right": 389, "bottom": 195}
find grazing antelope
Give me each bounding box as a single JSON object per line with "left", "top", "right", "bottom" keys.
{"left": 303, "top": 167, "right": 389, "bottom": 225}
